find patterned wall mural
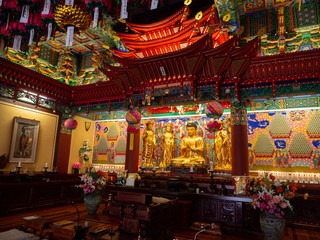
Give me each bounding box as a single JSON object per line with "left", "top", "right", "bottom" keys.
{"left": 249, "top": 109, "right": 320, "bottom": 172}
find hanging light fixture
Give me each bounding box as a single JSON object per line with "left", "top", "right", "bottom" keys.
{"left": 54, "top": 0, "right": 91, "bottom": 47}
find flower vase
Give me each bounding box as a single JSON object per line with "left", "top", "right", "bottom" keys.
{"left": 73, "top": 168, "right": 79, "bottom": 174}
{"left": 260, "top": 213, "right": 285, "bottom": 240}
{"left": 84, "top": 192, "right": 102, "bottom": 215}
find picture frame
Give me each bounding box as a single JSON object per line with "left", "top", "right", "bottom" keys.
{"left": 9, "top": 117, "right": 40, "bottom": 163}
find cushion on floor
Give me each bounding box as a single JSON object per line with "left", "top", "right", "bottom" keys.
{"left": 0, "top": 229, "right": 39, "bottom": 240}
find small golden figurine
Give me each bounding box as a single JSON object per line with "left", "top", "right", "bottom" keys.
{"left": 171, "top": 122, "right": 206, "bottom": 166}
{"left": 161, "top": 122, "right": 175, "bottom": 167}
{"left": 142, "top": 121, "right": 156, "bottom": 167}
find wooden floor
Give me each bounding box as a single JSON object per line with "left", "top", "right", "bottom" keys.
{"left": 0, "top": 204, "right": 320, "bottom": 240}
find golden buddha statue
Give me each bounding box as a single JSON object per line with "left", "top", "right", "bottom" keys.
{"left": 171, "top": 122, "right": 206, "bottom": 166}
{"left": 161, "top": 123, "right": 175, "bottom": 167}
{"left": 142, "top": 120, "right": 156, "bottom": 167}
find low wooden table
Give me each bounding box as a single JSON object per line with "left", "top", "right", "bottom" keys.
{"left": 23, "top": 211, "right": 72, "bottom": 237}
{"left": 51, "top": 220, "right": 112, "bottom": 240}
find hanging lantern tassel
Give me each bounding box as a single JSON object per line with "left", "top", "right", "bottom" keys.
{"left": 20, "top": 5, "right": 30, "bottom": 23}
{"left": 65, "top": 0, "right": 74, "bottom": 6}
{"left": 47, "top": 22, "right": 52, "bottom": 42}
{"left": 5, "top": 14, "right": 10, "bottom": 31}
{"left": 28, "top": 28, "right": 35, "bottom": 46}
{"left": 66, "top": 25, "right": 74, "bottom": 47}
{"left": 13, "top": 35, "right": 23, "bottom": 51}
{"left": 150, "top": 0, "right": 159, "bottom": 10}
{"left": 120, "top": 0, "right": 128, "bottom": 19}
{"left": 42, "top": 0, "right": 51, "bottom": 15}
{"left": 92, "top": 7, "right": 99, "bottom": 28}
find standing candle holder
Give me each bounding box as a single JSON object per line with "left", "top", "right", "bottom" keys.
{"left": 43, "top": 166, "right": 49, "bottom": 181}
{"left": 209, "top": 170, "right": 215, "bottom": 193}
{"left": 139, "top": 167, "right": 146, "bottom": 188}
{"left": 150, "top": 169, "right": 157, "bottom": 188}
{"left": 188, "top": 172, "right": 196, "bottom": 192}
{"left": 16, "top": 165, "right": 22, "bottom": 182}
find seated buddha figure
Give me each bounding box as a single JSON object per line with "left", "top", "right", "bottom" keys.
{"left": 171, "top": 122, "right": 206, "bottom": 166}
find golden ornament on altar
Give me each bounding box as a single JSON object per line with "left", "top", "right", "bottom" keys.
{"left": 54, "top": 0, "right": 91, "bottom": 34}
{"left": 195, "top": 11, "right": 203, "bottom": 20}
{"left": 222, "top": 13, "right": 231, "bottom": 22}
{"left": 184, "top": 0, "right": 192, "bottom": 6}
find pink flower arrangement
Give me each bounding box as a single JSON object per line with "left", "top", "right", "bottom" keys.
{"left": 72, "top": 162, "right": 81, "bottom": 169}
{"left": 251, "top": 173, "right": 297, "bottom": 219}
{"left": 78, "top": 167, "right": 106, "bottom": 195}
{"left": 206, "top": 120, "right": 222, "bottom": 133}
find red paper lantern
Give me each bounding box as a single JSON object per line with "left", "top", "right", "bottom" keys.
{"left": 64, "top": 118, "right": 78, "bottom": 130}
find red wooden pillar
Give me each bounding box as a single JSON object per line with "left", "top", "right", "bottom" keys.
{"left": 125, "top": 127, "right": 140, "bottom": 173}
{"left": 230, "top": 100, "right": 249, "bottom": 176}
{"left": 55, "top": 132, "right": 72, "bottom": 173}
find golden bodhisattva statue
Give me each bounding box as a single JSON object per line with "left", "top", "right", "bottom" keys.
{"left": 213, "top": 119, "right": 232, "bottom": 169}
{"left": 171, "top": 122, "right": 206, "bottom": 166}
{"left": 142, "top": 121, "right": 156, "bottom": 167}
{"left": 160, "top": 123, "right": 175, "bottom": 167}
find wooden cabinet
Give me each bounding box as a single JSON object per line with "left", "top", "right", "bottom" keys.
{"left": 0, "top": 174, "right": 82, "bottom": 216}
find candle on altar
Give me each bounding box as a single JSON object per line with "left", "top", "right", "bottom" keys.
{"left": 152, "top": 160, "right": 156, "bottom": 170}
{"left": 190, "top": 163, "right": 194, "bottom": 172}
{"left": 45, "top": 162, "right": 48, "bottom": 168}
{"left": 141, "top": 160, "right": 145, "bottom": 168}
{"left": 210, "top": 161, "right": 214, "bottom": 171}
{"left": 18, "top": 162, "right": 21, "bottom": 167}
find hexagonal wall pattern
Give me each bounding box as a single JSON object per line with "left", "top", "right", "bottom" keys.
{"left": 306, "top": 110, "right": 320, "bottom": 138}
{"left": 289, "top": 133, "right": 313, "bottom": 158}
{"left": 269, "top": 114, "right": 292, "bottom": 138}
{"left": 253, "top": 133, "right": 274, "bottom": 157}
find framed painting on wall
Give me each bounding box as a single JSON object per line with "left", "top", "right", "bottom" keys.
{"left": 9, "top": 117, "right": 40, "bottom": 163}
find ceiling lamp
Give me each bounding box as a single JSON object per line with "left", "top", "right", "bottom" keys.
{"left": 54, "top": 0, "right": 91, "bottom": 47}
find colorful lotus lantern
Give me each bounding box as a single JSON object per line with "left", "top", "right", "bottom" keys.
{"left": 126, "top": 110, "right": 141, "bottom": 124}
{"left": 64, "top": 118, "right": 78, "bottom": 130}
{"left": 54, "top": 0, "right": 91, "bottom": 47}
{"left": 205, "top": 101, "right": 224, "bottom": 119}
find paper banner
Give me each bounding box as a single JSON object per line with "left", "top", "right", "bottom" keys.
{"left": 13, "top": 35, "right": 23, "bottom": 51}
{"left": 66, "top": 26, "right": 74, "bottom": 47}
{"left": 65, "top": 0, "right": 74, "bottom": 6}
{"left": 42, "top": 0, "right": 51, "bottom": 15}
{"left": 150, "top": 0, "right": 159, "bottom": 10}
{"left": 129, "top": 133, "right": 134, "bottom": 150}
{"left": 92, "top": 7, "right": 99, "bottom": 28}
{"left": 120, "top": 0, "right": 128, "bottom": 19}
{"left": 20, "top": 5, "right": 30, "bottom": 23}
{"left": 47, "top": 22, "right": 52, "bottom": 41}
{"left": 28, "top": 29, "right": 35, "bottom": 46}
